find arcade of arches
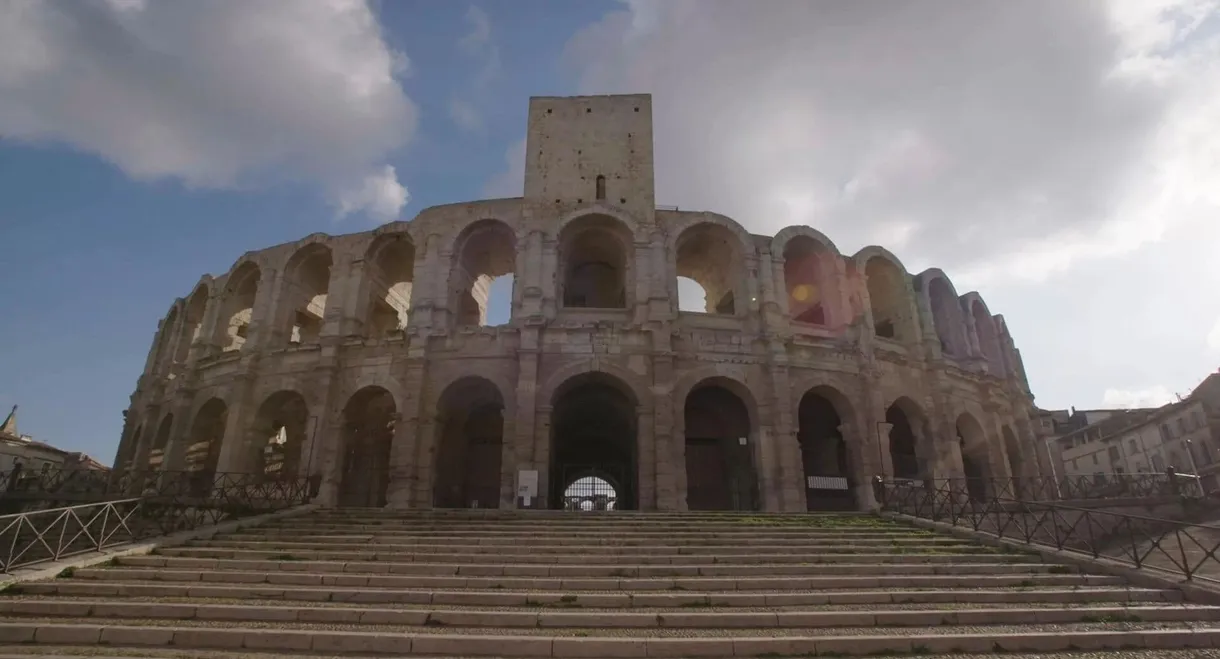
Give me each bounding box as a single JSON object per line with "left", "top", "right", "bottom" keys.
{"left": 157, "top": 376, "right": 1033, "bottom": 512}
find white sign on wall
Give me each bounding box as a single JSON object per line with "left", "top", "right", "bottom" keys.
{"left": 517, "top": 470, "right": 539, "bottom": 507}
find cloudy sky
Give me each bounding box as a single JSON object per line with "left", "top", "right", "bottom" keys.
{"left": 0, "top": 0, "right": 1217, "bottom": 462}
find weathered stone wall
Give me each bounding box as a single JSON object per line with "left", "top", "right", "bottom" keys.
{"left": 114, "top": 94, "right": 1042, "bottom": 513}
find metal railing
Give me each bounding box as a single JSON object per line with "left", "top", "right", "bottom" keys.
{"left": 876, "top": 477, "right": 1220, "bottom": 583}
{"left": 893, "top": 471, "right": 1205, "bottom": 504}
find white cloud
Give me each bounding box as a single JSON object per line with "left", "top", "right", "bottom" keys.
{"left": 0, "top": 0, "right": 416, "bottom": 218}
{"left": 531, "top": 0, "right": 1220, "bottom": 409}
{"left": 449, "top": 99, "right": 483, "bottom": 133}
{"left": 1103, "top": 386, "right": 1177, "bottom": 409}
{"left": 458, "top": 5, "right": 492, "bottom": 56}
{"left": 334, "top": 165, "right": 408, "bottom": 222}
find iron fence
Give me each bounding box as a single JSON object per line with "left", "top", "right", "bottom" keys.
{"left": 2, "top": 468, "right": 317, "bottom": 513}
{"left": 876, "top": 477, "right": 1220, "bottom": 583}
{"left": 2, "top": 473, "right": 314, "bottom": 571}
{"left": 886, "top": 471, "right": 1205, "bottom": 504}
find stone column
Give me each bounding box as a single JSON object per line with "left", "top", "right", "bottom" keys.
{"left": 874, "top": 421, "right": 895, "bottom": 479}
{"left": 652, "top": 353, "right": 680, "bottom": 510}
{"left": 387, "top": 358, "right": 427, "bottom": 509}
{"left": 637, "top": 408, "right": 657, "bottom": 510}
{"left": 160, "top": 391, "right": 198, "bottom": 472}
{"left": 838, "top": 422, "right": 877, "bottom": 510}
{"left": 533, "top": 405, "right": 553, "bottom": 508}
{"left": 514, "top": 328, "right": 542, "bottom": 509}
{"left": 215, "top": 370, "right": 258, "bottom": 474}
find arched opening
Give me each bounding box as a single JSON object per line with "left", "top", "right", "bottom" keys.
{"left": 175, "top": 286, "right": 208, "bottom": 363}
{"left": 451, "top": 220, "right": 516, "bottom": 327}
{"left": 147, "top": 414, "right": 173, "bottom": 470}
{"left": 364, "top": 234, "right": 415, "bottom": 339}
{"left": 282, "top": 245, "right": 332, "bottom": 346}
{"left": 957, "top": 413, "right": 991, "bottom": 503}
{"left": 784, "top": 237, "right": 832, "bottom": 325}
{"left": 797, "top": 388, "right": 855, "bottom": 510}
{"left": 246, "top": 391, "right": 310, "bottom": 479}
{"left": 865, "top": 257, "right": 912, "bottom": 341}
{"left": 184, "top": 399, "right": 227, "bottom": 479}
{"left": 927, "top": 278, "right": 966, "bottom": 357}
{"left": 886, "top": 400, "right": 922, "bottom": 480}
{"left": 550, "top": 373, "right": 637, "bottom": 510}
{"left": 676, "top": 276, "right": 707, "bottom": 312}
{"left": 675, "top": 223, "right": 742, "bottom": 315}
{"left": 559, "top": 214, "right": 629, "bottom": 309}
{"left": 433, "top": 377, "right": 505, "bottom": 509}
{"left": 683, "top": 381, "right": 758, "bottom": 511}
{"left": 971, "top": 302, "right": 1006, "bottom": 376}
{"left": 338, "top": 387, "right": 396, "bottom": 507}
{"left": 564, "top": 475, "right": 618, "bottom": 511}
{"left": 215, "top": 263, "right": 260, "bottom": 352}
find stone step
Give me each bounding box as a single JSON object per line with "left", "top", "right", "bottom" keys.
{"left": 252, "top": 522, "right": 918, "bottom": 533}
{"left": 2, "top": 649, "right": 1219, "bottom": 659}
{"left": 18, "top": 581, "right": 1180, "bottom": 607}
{"left": 0, "top": 621, "right": 1217, "bottom": 655}
{"left": 185, "top": 537, "right": 978, "bottom": 550}
{"left": 113, "top": 558, "right": 1054, "bottom": 577}
{"left": 2, "top": 599, "right": 1215, "bottom": 629}
{"left": 67, "top": 568, "right": 1118, "bottom": 590}
{"left": 224, "top": 529, "right": 934, "bottom": 539}
{"left": 129, "top": 552, "right": 1020, "bottom": 567}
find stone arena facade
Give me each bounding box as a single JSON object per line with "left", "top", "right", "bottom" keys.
{"left": 112, "top": 94, "right": 1046, "bottom": 512}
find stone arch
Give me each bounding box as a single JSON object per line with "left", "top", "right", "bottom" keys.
{"left": 557, "top": 213, "right": 633, "bottom": 309}
{"left": 682, "top": 376, "right": 760, "bottom": 511}
{"left": 772, "top": 225, "right": 842, "bottom": 260}
{"left": 780, "top": 232, "right": 840, "bottom": 326}
{"left": 362, "top": 232, "right": 416, "bottom": 339}
{"left": 549, "top": 370, "right": 639, "bottom": 510}
{"left": 857, "top": 248, "right": 917, "bottom": 343}
{"left": 885, "top": 396, "right": 927, "bottom": 480}
{"left": 213, "top": 261, "right": 261, "bottom": 352}
{"left": 184, "top": 398, "right": 227, "bottom": 477}
{"left": 796, "top": 384, "right": 858, "bottom": 511}
{"left": 449, "top": 219, "right": 517, "bottom": 327}
{"left": 278, "top": 243, "right": 333, "bottom": 346}
{"left": 556, "top": 205, "right": 643, "bottom": 241}
{"left": 917, "top": 269, "right": 968, "bottom": 358}
{"left": 965, "top": 294, "right": 1006, "bottom": 377}
{"left": 147, "top": 413, "right": 173, "bottom": 470}
{"left": 337, "top": 386, "right": 396, "bottom": 508}
{"left": 244, "top": 390, "right": 310, "bottom": 479}
{"left": 152, "top": 303, "right": 181, "bottom": 375}
{"left": 539, "top": 359, "right": 653, "bottom": 416}
{"left": 956, "top": 412, "right": 992, "bottom": 502}
{"left": 175, "top": 283, "right": 209, "bottom": 364}
{"left": 433, "top": 376, "right": 506, "bottom": 508}
{"left": 673, "top": 221, "right": 749, "bottom": 315}
{"left": 117, "top": 420, "right": 143, "bottom": 472}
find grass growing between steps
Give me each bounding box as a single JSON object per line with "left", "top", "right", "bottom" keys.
{"left": 730, "top": 515, "right": 902, "bottom": 528}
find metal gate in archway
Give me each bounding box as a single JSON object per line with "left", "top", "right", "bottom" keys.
{"left": 556, "top": 463, "right": 634, "bottom": 511}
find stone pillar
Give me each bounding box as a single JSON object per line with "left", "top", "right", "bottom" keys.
{"left": 533, "top": 405, "right": 553, "bottom": 508}
{"left": 874, "top": 421, "right": 895, "bottom": 479}
{"left": 215, "top": 370, "right": 258, "bottom": 474}
{"left": 653, "top": 354, "right": 680, "bottom": 510}
{"left": 637, "top": 408, "right": 657, "bottom": 511}
{"left": 244, "top": 268, "right": 282, "bottom": 353}
{"left": 160, "top": 391, "right": 198, "bottom": 472}
{"left": 514, "top": 329, "right": 542, "bottom": 509}
{"left": 387, "top": 359, "right": 427, "bottom": 509}
{"left": 131, "top": 404, "right": 160, "bottom": 472}
{"left": 839, "top": 422, "right": 877, "bottom": 511}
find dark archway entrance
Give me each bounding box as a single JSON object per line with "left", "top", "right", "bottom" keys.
{"left": 683, "top": 382, "right": 758, "bottom": 511}
{"left": 185, "top": 399, "right": 227, "bottom": 477}
{"left": 797, "top": 389, "right": 855, "bottom": 511}
{"left": 433, "top": 377, "right": 505, "bottom": 509}
{"left": 886, "top": 402, "right": 921, "bottom": 480}
{"left": 957, "top": 413, "right": 991, "bottom": 503}
{"left": 549, "top": 374, "right": 637, "bottom": 510}
{"left": 338, "top": 387, "right": 395, "bottom": 508}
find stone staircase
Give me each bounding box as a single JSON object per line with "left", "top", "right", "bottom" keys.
{"left": 1, "top": 509, "right": 1219, "bottom": 657}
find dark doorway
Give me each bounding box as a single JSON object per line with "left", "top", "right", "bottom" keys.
{"left": 338, "top": 387, "right": 395, "bottom": 508}
{"left": 886, "top": 404, "right": 920, "bottom": 480}
{"left": 433, "top": 377, "right": 505, "bottom": 509}
{"left": 683, "top": 383, "right": 758, "bottom": 511}
{"left": 549, "top": 374, "right": 637, "bottom": 510}
{"left": 797, "top": 390, "right": 855, "bottom": 511}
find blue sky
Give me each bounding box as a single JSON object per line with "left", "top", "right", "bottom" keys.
{"left": 0, "top": 0, "right": 613, "bottom": 460}
{"left": 1, "top": 0, "right": 1218, "bottom": 465}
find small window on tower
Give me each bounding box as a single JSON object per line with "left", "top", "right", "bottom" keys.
{"left": 595, "top": 175, "right": 606, "bottom": 201}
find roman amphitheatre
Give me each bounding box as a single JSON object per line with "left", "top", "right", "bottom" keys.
{"left": 113, "top": 94, "right": 1042, "bottom": 512}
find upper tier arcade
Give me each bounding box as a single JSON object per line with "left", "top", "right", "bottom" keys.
{"left": 115, "top": 94, "right": 1044, "bottom": 513}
